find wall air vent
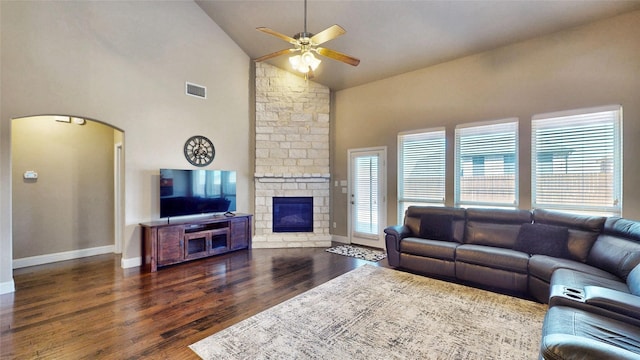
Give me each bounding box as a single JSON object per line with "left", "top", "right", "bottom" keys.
{"left": 186, "top": 82, "right": 207, "bottom": 99}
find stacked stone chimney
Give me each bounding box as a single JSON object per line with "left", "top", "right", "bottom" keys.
{"left": 253, "top": 63, "right": 331, "bottom": 248}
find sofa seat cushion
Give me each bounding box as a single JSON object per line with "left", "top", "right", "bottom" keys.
{"left": 529, "top": 255, "right": 619, "bottom": 283}
{"left": 400, "top": 237, "right": 458, "bottom": 260}
{"left": 541, "top": 306, "right": 640, "bottom": 359}
{"left": 456, "top": 244, "right": 529, "bottom": 273}
{"left": 551, "top": 268, "right": 627, "bottom": 293}
{"left": 541, "top": 333, "right": 640, "bottom": 360}
{"left": 400, "top": 253, "right": 456, "bottom": 278}
{"left": 400, "top": 237, "right": 460, "bottom": 261}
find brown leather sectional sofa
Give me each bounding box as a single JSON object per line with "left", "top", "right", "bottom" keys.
{"left": 384, "top": 206, "right": 640, "bottom": 359}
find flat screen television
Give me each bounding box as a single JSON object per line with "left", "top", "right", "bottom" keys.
{"left": 160, "top": 169, "right": 237, "bottom": 218}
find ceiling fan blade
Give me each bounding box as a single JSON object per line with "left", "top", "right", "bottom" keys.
{"left": 254, "top": 48, "right": 295, "bottom": 62}
{"left": 256, "top": 27, "right": 298, "bottom": 45}
{"left": 315, "top": 47, "right": 360, "bottom": 66}
{"left": 310, "top": 24, "right": 346, "bottom": 45}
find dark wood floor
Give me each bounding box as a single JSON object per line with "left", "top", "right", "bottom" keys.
{"left": 0, "top": 247, "right": 388, "bottom": 359}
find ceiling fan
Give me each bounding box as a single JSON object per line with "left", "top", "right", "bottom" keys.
{"left": 254, "top": 0, "right": 360, "bottom": 79}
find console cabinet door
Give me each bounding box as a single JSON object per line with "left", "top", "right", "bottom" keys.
{"left": 157, "top": 226, "right": 184, "bottom": 266}
{"left": 209, "top": 228, "right": 230, "bottom": 255}
{"left": 184, "top": 231, "right": 210, "bottom": 260}
{"left": 229, "top": 217, "right": 250, "bottom": 250}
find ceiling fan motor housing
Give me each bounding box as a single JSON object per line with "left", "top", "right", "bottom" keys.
{"left": 294, "top": 32, "right": 314, "bottom": 44}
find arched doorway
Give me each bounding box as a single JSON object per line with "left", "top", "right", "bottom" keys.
{"left": 11, "top": 115, "right": 124, "bottom": 268}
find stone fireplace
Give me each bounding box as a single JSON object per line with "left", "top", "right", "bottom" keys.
{"left": 253, "top": 63, "right": 332, "bottom": 248}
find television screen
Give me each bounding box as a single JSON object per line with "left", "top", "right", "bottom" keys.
{"left": 160, "top": 169, "right": 237, "bottom": 218}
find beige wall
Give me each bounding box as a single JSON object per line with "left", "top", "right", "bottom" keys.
{"left": 332, "top": 10, "right": 640, "bottom": 235}
{"left": 0, "top": 1, "right": 250, "bottom": 290}
{"left": 12, "top": 116, "right": 116, "bottom": 259}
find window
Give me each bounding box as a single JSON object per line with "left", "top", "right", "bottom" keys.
{"left": 397, "top": 128, "right": 446, "bottom": 222}
{"left": 354, "top": 154, "right": 379, "bottom": 237}
{"left": 455, "top": 119, "right": 518, "bottom": 208}
{"left": 532, "top": 105, "right": 622, "bottom": 216}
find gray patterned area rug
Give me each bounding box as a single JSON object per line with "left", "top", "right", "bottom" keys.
{"left": 189, "top": 265, "right": 547, "bottom": 359}
{"left": 324, "top": 244, "right": 386, "bottom": 262}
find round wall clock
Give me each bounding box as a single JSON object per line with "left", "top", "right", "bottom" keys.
{"left": 184, "top": 135, "right": 215, "bottom": 167}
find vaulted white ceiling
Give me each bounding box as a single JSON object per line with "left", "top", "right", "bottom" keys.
{"left": 196, "top": 0, "right": 640, "bottom": 91}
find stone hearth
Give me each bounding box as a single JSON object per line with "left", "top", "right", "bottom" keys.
{"left": 253, "top": 63, "right": 331, "bottom": 248}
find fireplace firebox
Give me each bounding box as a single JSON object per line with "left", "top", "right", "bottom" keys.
{"left": 272, "top": 197, "right": 313, "bottom": 233}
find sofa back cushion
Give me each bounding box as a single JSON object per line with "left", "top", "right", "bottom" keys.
{"left": 532, "top": 209, "right": 605, "bottom": 263}
{"left": 405, "top": 206, "right": 466, "bottom": 243}
{"left": 464, "top": 208, "right": 532, "bottom": 248}
{"left": 588, "top": 217, "right": 640, "bottom": 280}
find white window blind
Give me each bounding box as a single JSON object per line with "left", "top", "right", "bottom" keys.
{"left": 455, "top": 119, "right": 518, "bottom": 208}
{"left": 397, "top": 128, "right": 446, "bottom": 222}
{"left": 354, "top": 155, "right": 379, "bottom": 236}
{"left": 532, "top": 105, "right": 622, "bottom": 216}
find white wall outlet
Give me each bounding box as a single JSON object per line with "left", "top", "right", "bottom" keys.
{"left": 23, "top": 171, "right": 38, "bottom": 179}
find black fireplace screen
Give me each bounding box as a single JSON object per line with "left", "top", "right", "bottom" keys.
{"left": 272, "top": 197, "right": 313, "bottom": 233}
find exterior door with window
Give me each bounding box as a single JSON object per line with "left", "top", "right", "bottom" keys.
{"left": 348, "top": 147, "right": 386, "bottom": 249}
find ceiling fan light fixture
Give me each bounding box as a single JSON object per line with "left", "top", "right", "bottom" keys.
{"left": 289, "top": 51, "right": 321, "bottom": 73}
{"left": 255, "top": 0, "right": 359, "bottom": 75}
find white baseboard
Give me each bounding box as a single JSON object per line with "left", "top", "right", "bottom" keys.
{"left": 0, "top": 280, "right": 15, "bottom": 295}
{"left": 121, "top": 256, "right": 141, "bottom": 269}
{"left": 12, "top": 245, "right": 115, "bottom": 269}
{"left": 331, "top": 235, "right": 350, "bottom": 244}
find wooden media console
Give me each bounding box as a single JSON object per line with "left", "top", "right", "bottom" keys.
{"left": 140, "top": 213, "right": 252, "bottom": 272}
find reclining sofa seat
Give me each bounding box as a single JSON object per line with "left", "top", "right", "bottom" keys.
{"left": 549, "top": 217, "right": 640, "bottom": 288}
{"left": 541, "top": 265, "right": 640, "bottom": 359}
{"left": 541, "top": 305, "right": 640, "bottom": 360}
{"left": 455, "top": 208, "right": 532, "bottom": 293}
{"left": 547, "top": 216, "right": 640, "bottom": 328}
{"left": 385, "top": 206, "right": 466, "bottom": 278}
{"left": 527, "top": 209, "right": 611, "bottom": 303}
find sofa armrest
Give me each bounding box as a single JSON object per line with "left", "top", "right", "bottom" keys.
{"left": 384, "top": 225, "right": 411, "bottom": 238}
{"left": 584, "top": 286, "right": 640, "bottom": 322}
{"left": 384, "top": 225, "right": 411, "bottom": 248}
{"left": 384, "top": 225, "right": 410, "bottom": 267}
